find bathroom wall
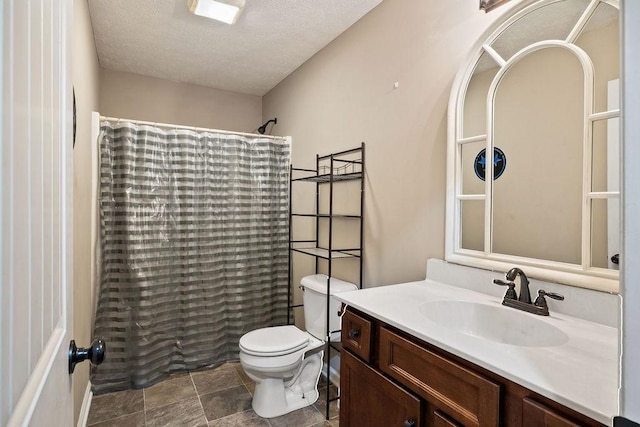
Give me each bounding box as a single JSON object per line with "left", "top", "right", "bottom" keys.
{"left": 263, "top": 0, "right": 517, "bottom": 294}
{"left": 72, "top": 0, "right": 100, "bottom": 423}
{"left": 99, "top": 69, "right": 262, "bottom": 132}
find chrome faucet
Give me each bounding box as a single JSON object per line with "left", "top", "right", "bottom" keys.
{"left": 505, "top": 267, "right": 531, "bottom": 304}
{"left": 493, "top": 267, "right": 564, "bottom": 316}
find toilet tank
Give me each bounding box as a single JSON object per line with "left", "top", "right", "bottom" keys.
{"left": 301, "top": 274, "right": 358, "bottom": 340}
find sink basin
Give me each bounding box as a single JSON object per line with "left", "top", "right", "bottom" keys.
{"left": 418, "top": 300, "right": 569, "bottom": 347}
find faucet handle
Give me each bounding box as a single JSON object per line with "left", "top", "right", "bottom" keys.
{"left": 534, "top": 289, "right": 564, "bottom": 312}
{"left": 537, "top": 289, "right": 564, "bottom": 301}
{"left": 493, "top": 279, "right": 517, "bottom": 300}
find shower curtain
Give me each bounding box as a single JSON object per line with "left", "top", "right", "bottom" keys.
{"left": 91, "top": 120, "right": 291, "bottom": 393}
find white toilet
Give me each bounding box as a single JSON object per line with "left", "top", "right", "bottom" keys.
{"left": 239, "top": 274, "right": 357, "bottom": 418}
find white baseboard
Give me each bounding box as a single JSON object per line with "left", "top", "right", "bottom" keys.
{"left": 77, "top": 382, "right": 93, "bottom": 427}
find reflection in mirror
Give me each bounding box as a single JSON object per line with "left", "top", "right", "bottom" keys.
{"left": 575, "top": 3, "right": 619, "bottom": 112}
{"left": 463, "top": 53, "right": 500, "bottom": 138}
{"left": 492, "top": 47, "right": 583, "bottom": 264}
{"left": 460, "top": 140, "right": 487, "bottom": 252}
{"left": 591, "top": 199, "right": 619, "bottom": 269}
{"left": 461, "top": 200, "right": 484, "bottom": 251}
{"left": 491, "top": 0, "right": 590, "bottom": 61}
{"left": 461, "top": 140, "right": 487, "bottom": 194}
{"left": 592, "top": 116, "right": 620, "bottom": 193}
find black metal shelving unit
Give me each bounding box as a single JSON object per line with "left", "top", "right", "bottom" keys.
{"left": 287, "top": 143, "right": 365, "bottom": 420}
{"left": 288, "top": 142, "right": 365, "bottom": 419}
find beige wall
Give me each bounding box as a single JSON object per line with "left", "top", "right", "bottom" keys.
{"left": 264, "top": 0, "right": 515, "bottom": 289}
{"left": 99, "top": 69, "right": 262, "bottom": 133}
{"left": 72, "top": 0, "right": 100, "bottom": 423}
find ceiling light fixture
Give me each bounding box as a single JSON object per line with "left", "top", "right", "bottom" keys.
{"left": 187, "top": 0, "right": 246, "bottom": 25}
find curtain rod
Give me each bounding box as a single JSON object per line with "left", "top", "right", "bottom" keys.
{"left": 99, "top": 115, "right": 288, "bottom": 141}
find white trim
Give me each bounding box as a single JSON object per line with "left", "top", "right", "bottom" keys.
{"left": 482, "top": 44, "right": 506, "bottom": 68}
{"left": 446, "top": 0, "right": 620, "bottom": 291}
{"left": 76, "top": 382, "right": 92, "bottom": 427}
{"left": 456, "top": 194, "right": 486, "bottom": 201}
{"left": 565, "top": 0, "right": 600, "bottom": 44}
{"left": 588, "top": 191, "right": 620, "bottom": 199}
{"left": 590, "top": 109, "right": 620, "bottom": 121}
{"left": 457, "top": 134, "right": 487, "bottom": 145}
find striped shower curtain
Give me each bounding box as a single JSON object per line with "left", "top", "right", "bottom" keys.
{"left": 91, "top": 121, "right": 290, "bottom": 394}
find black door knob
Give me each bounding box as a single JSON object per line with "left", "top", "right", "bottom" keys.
{"left": 69, "top": 339, "right": 106, "bottom": 374}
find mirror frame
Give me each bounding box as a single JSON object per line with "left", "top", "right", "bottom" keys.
{"left": 446, "top": 0, "right": 620, "bottom": 292}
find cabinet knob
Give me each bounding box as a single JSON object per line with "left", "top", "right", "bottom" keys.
{"left": 403, "top": 419, "right": 416, "bottom": 427}
{"left": 348, "top": 329, "right": 360, "bottom": 339}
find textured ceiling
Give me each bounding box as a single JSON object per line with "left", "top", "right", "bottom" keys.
{"left": 88, "top": 0, "right": 383, "bottom": 96}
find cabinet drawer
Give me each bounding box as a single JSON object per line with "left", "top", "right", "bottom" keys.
{"left": 522, "top": 398, "right": 581, "bottom": 427}
{"left": 342, "top": 309, "right": 373, "bottom": 362}
{"left": 379, "top": 327, "right": 500, "bottom": 427}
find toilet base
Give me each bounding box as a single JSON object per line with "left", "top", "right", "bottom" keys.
{"left": 252, "top": 379, "right": 320, "bottom": 418}
{"left": 250, "top": 350, "right": 323, "bottom": 418}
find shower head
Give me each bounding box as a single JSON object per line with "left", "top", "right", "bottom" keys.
{"left": 258, "top": 118, "right": 277, "bottom": 134}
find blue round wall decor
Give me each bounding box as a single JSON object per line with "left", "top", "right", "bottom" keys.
{"left": 474, "top": 147, "right": 506, "bottom": 181}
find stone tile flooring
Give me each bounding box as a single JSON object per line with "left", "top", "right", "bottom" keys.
{"left": 87, "top": 363, "right": 339, "bottom": 427}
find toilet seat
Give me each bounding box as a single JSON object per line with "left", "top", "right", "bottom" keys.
{"left": 239, "top": 325, "right": 310, "bottom": 357}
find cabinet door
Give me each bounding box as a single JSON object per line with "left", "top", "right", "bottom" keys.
{"left": 379, "top": 327, "right": 500, "bottom": 427}
{"left": 522, "top": 398, "right": 581, "bottom": 427}
{"left": 341, "top": 349, "right": 422, "bottom": 427}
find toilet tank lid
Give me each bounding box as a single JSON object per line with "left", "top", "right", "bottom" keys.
{"left": 300, "top": 274, "right": 357, "bottom": 295}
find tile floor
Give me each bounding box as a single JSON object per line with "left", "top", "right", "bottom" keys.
{"left": 87, "top": 362, "right": 339, "bottom": 427}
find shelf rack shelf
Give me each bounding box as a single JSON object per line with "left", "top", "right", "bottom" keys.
{"left": 292, "top": 171, "right": 362, "bottom": 183}
{"left": 287, "top": 143, "right": 365, "bottom": 420}
{"left": 291, "top": 247, "right": 361, "bottom": 259}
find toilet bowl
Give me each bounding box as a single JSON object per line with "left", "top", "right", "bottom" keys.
{"left": 238, "top": 274, "right": 357, "bottom": 418}
{"left": 239, "top": 325, "right": 324, "bottom": 418}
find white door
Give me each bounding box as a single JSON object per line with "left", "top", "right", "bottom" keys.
{"left": 1, "top": 1, "right": 74, "bottom": 426}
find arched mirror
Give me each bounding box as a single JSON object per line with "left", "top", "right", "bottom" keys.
{"left": 446, "top": 0, "right": 620, "bottom": 292}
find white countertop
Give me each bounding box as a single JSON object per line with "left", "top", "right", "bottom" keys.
{"left": 335, "top": 279, "right": 618, "bottom": 425}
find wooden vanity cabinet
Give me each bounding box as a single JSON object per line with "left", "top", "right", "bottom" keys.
{"left": 341, "top": 350, "right": 421, "bottom": 427}
{"left": 340, "top": 307, "right": 606, "bottom": 427}
{"left": 521, "top": 398, "right": 582, "bottom": 427}
{"left": 342, "top": 308, "right": 373, "bottom": 363}
{"left": 378, "top": 326, "right": 500, "bottom": 426}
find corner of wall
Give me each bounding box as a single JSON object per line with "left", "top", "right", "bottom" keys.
{"left": 72, "top": 0, "right": 100, "bottom": 424}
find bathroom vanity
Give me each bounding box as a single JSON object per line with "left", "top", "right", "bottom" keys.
{"left": 336, "top": 275, "right": 618, "bottom": 427}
